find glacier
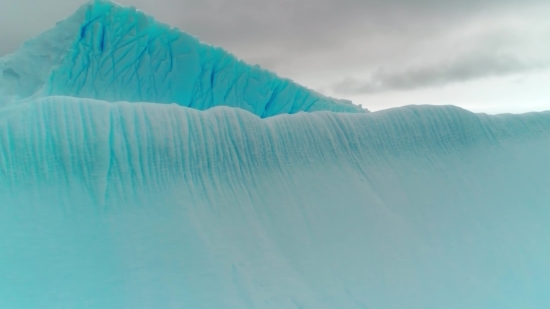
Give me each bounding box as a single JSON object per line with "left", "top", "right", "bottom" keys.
{"left": 1, "top": 1, "right": 550, "bottom": 309}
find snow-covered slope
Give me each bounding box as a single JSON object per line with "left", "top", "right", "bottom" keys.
{"left": 1, "top": 1, "right": 550, "bottom": 309}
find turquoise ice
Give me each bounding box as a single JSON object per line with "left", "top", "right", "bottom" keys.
{"left": 1, "top": 1, "right": 550, "bottom": 309}
{"left": 0, "top": 0, "right": 364, "bottom": 117}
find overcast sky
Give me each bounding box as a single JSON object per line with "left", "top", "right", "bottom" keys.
{"left": 1, "top": 0, "right": 549, "bottom": 113}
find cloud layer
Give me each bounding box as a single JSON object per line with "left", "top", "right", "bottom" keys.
{"left": 332, "top": 53, "right": 548, "bottom": 94}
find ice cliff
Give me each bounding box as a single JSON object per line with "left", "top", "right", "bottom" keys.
{"left": 1, "top": 1, "right": 550, "bottom": 309}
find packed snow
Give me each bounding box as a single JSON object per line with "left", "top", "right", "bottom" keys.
{"left": 1, "top": 1, "right": 550, "bottom": 308}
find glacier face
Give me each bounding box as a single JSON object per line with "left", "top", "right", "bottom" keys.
{"left": 2, "top": 1, "right": 550, "bottom": 309}
{"left": 1, "top": 99, "right": 550, "bottom": 309}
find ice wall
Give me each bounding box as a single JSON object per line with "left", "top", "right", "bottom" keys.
{"left": 1, "top": 98, "right": 550, "bottom": 309}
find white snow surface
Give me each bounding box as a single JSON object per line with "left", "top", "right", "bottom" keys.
{"left": 1, "top": 1, "right": 550, "bottom": 309}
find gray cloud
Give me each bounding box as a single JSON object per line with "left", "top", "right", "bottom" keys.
{"left": 332, "top": 53, "right": 548, "bottom": 94}
{"left": 142, "top": 0, "right": 550, "bottom": 85}
{"left": 4, "top": 0, "right": 547, "bottom": 58}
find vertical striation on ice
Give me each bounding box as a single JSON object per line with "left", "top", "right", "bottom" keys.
{"left": 1, "top": 99, "right": 550, "bottom": 308}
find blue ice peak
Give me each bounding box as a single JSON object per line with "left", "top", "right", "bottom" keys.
{"left": 1, "top": 0, "right": 368, "bottom": 117}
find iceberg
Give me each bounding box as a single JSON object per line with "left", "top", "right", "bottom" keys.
{"left": 1, "top": 1, "right": 550, "bottom": 308}
{"left": 0, "top": 0, "right": 364, "bottom": 117}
